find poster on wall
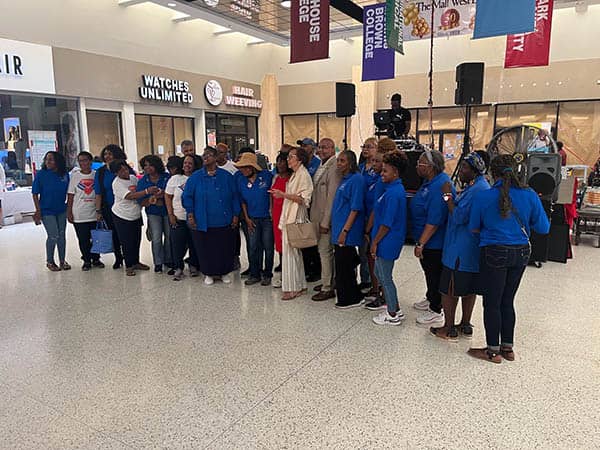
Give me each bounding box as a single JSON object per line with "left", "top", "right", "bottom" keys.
{"left": 290, "top": 0, "right": 330, "bottom": 63}
{"left": 362, "top": 4, "right": 395, "bottom": 81}
{"left": 504, "top": 0, "right": 554, "bottom": 68}
{"left": 3, "top": 117, "right": 21, "bottom": 150}
{"left": 401, "top": 1, "right": 476, "bottom": 42}
{"left": 59, "top": 111, "right": 80, "bottom": 169}
{"left": 28, "top": 130, "right": 57, "bottom": 172}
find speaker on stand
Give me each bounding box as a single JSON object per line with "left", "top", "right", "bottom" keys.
{"left": 335, "top": 82, "right": 356, "bottom": 150}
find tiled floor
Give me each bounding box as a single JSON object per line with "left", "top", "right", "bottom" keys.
{"left": 1, "top": 221, "right": 599, "bottom": 449}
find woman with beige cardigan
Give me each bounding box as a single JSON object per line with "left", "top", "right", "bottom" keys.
{"left": 270, "top": 147, "right": 314, "bottom": 300}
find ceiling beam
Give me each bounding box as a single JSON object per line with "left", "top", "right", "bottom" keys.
{"left": 214, "top": 29, "right": 235, "bottom": 35}
{"left": 172, "top": 14, "right": 195, "bottom": 22}
{"left": 118, "top": 0, "right": 149, "bottom": 6}
{"left": 330, "top": 0, "right": 363, "bottom": 23}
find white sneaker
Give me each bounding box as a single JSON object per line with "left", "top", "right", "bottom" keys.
{"left": 416, "top": 308, "right": 444, "bottom": 325}
{"left": 413, "top": 297, "right": 430, "bottom": 311}
{"left": 272, "top": 278, "right": 282, "bottom": 288}
{"left": 222, "top": 273, "right": 233, "bottom": 284}
{"left": 204, "top": 276, "right": 214, "bottom": 285}
{"left": 372, "top": 311, "right": 404, "bottom": 326}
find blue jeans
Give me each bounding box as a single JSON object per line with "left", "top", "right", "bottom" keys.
{"left": 41, "top": 212, "right": 67, "bottom": 264}
{"left": 243, "top": 217, "right": 274, "bottom": 279}
{"left": 147, "top": 214, "right": 172, "bottom": 267}
{"left": 375, "top": 257, "right": 398, "bottom": 314}
{"left": 479, "top": 245, "right": 531, "bottom": 348}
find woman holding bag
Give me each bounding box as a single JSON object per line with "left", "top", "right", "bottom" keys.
{"left": 270, "top": 147, "right": 313, "bottom": 301}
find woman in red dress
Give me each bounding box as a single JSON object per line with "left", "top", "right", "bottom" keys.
{"left": 271, "top": 151, "right": 292, "bottom": 287}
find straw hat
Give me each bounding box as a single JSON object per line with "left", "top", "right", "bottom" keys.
{"left": 234, "top": 152, "right": 262, "bottom": 171}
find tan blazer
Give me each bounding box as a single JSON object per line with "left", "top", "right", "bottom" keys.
{"left": 310, "top": 155, "right": 342, "bottom": 231}
{"left": 279, "top": 165, "right": 314, "bottom": 229}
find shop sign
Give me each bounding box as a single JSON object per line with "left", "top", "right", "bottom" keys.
{"left": 0, "top": 38, "right": 55, "bottom": 94}
{"left": 225, "top": 85, "right": 262, "bottom": 109}
{"left": 139, "top": 75, "right": 193, "bottom": 104}
{"left": 205, "top": 80, "right": 224, "bottom": 106}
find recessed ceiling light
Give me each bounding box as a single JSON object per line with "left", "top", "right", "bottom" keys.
{"left": 281, "top": 0, "right": 291, "bottom": 8}
{"left": 168, "top": 2, "right": 177, "bottom": 6}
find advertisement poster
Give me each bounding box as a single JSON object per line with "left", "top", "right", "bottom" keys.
{"left": 504, "top": 0, "right": 554, "bottom": 68}
{"left": 290, "top": 0, "right": 330, "bottom": 63}
{"left": 401, "top": 1, "right": 476, "bottom": 42}
{"left": 29, "top": 130, "right": 57, "bottom": 172}
{"left": 386, "top": 0, "right": 404, "bottom": 54}
{"left": 362, "top": 4, "right": 395, "bottom": 81}
{"left": 60, "top": 111, "right": 80, "bottom": 169}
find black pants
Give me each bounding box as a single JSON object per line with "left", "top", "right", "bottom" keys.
{"left": 102, "top": 206, "right": 124, "bottom": 263}
{"left": 479, "top": 245, "right": 530, "bottom": 348}
{"left": 302, "top": 245, "right": 321, "bottom": 279}
{"left": 334, "top": 245, "right": 362, "bottom": 306}
{"left": 112, "top": 215, "right": 142, "bottom": 268}
{"left": 170, "top": 220, "right": 199, "bottom": 270}
{"left": 73, "top": 221, "right": 100, "bottom": 264}
{"left": 419, "top": 248, "right": 443, "bottom": 314}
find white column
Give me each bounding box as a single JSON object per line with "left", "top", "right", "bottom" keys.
{"left": 121, "top": 102, "right": 138, "bottom": 171}
{"left": 195, "top": 109, "right": 206, "bottom": 153}
{"left": 78, "top": 97, "right": 90, "bottom": 152}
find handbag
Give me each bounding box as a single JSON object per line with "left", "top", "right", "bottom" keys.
{"left": 91, "top": 221, "right": 114, "bottom": 254}
{"left": 286, "top": 204, "right": 317, "bottom": 249}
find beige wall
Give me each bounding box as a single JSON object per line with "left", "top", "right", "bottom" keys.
{"left": 279, "top": 82, "right": 340, "bottom": 115}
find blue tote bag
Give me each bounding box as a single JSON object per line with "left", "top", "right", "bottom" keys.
{"left": 91, "top": 221, "right": 114, "bottom": 254}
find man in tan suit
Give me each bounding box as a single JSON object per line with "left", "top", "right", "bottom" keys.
{"left": 310, "top": 138, "right": 342, "bottom": 301}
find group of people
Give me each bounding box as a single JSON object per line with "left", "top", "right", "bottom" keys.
{"left": 30, "top": 135, "right": 550, "bottom": 363}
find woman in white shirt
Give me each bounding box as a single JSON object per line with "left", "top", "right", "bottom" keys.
{"left": 165, "top": 155, "right": 202, "bottom": 281}
{"left": 110, "top": 159, "right": 157, "bottom": 276}
{"left": 67, "top": 151, "right": 104, "bottom": 271}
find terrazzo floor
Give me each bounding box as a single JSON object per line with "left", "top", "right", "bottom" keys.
{"left": 0, "top": 221, "right": 599, "bottom": 449}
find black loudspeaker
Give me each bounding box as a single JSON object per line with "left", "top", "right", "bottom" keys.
{"left": 402, "top": 151, "right": 423, "bottom": 192}
{"left": 454, "top": 62, "right": 484, "bottom": 105}
{"left": 336, "top": 82, "right": 356, "bottom": 117}
{"left": 527, "top": 153, "right": 561, "bottom": 197}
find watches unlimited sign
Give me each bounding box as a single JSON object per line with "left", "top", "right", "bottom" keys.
{"left": 139, "top": 75, "right": 193, "bottom": 104}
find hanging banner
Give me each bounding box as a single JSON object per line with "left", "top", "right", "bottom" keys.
{"left": 386, "top": 0, "right": 404, "bottom": 54}
{"left": 362, "top": 4, "right": 395, "bottom": 81}
{"left": 504, "top": 0, "right": 554, "bottom": 68}
{"left": 474, "top": 0, "right": 536, "bottom": 39}
{"left": 290, "top": 0, "right": 330, "bottom": 63}
{"left": 401, "top": 1, "right": 476, "bottom": 42}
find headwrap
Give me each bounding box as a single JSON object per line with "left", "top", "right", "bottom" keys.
{"left": 464, "top": 152, "right": 486, "bottom": 175}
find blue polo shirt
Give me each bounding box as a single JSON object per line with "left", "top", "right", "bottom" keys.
{"left": 442, "top": 175, "right": 490, "bottom": 272}
{"left": 136, "top": 172, "right": 170, "bottom": 216}
{"left": 360, "top": 163, "right": 380, "bottom": 190}
{"left": 371, "top": 179, "right": 407, "bottom": 260}
{"left": 331, "top": 172, "right": 365, "bottom": 247}
{"left": 237, "top": 170, "right": 273, "bottom": 219}
{"left": 32, "top": 169, "right": 69, "bottom": 216}
{"left": 409, "top": 172, "right": 454, "bottom": 250}
{"left": 365, "top": 177, "right": 385, "bottom": 218}
{"left": 182, "top": 167, "right": 241, "bottom": 231}
{"left": 94, "top": 165, "right": 116, "bottom": 207}
{"left": 307, "top": 155, "right": 321, "bottom": 178}
{"left": 469, "top": 181, "right": 550, "bottom": 247}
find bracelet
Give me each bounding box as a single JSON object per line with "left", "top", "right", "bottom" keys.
{"left": 416, "top": 242, "right": 424, "bottom": 248}
{"left": 342, "top": 229, "right": 349, "bottom": 233}
{"left": 145, "top": 188, "right": 148, "bottom": 194}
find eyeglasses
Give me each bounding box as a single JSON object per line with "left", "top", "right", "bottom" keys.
{"left": 417, "top": 162, "right": 430, "bottom": 167}
{"left": 361, "top": 144, "right": 376, "bottom": 149}
{"left": 287, "top": 154, "right": 297, "bottom": 159}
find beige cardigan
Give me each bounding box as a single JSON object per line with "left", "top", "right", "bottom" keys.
{"left": 279, "top": 165, "right": 314, "bottom": 230}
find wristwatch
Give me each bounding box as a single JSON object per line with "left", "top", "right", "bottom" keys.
{"left": 415, "top": 242, "right": 424, "bottom": 248}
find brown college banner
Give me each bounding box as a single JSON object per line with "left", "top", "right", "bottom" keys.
{"left": 290, "top": 0, "right": 330, "bottom": 63}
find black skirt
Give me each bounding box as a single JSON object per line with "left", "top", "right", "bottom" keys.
{"left": 192, "top": 226, "right": 236, "bottom": 276}
{"left": 439, "top": 265, "right": 478, "bottom": 297}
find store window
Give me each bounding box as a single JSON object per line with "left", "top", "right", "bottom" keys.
{"left": 317, "top": 114, "right": 351, "bottom": 151}
{"left": 417, "top": 107, "right": 465, "bottom": 175}
{"left": 0, "top": 93, "right": 81, "bottom": 184}
{"left": 134, "top": 114, "right": 194, "bottom": 163}
{"left": 469, "top": 105, "right": 495, "bottom": 151}
{"left": 282, "top": 115, "right": 317, "bottom": 147}
{"left": 86, "top": 110, "right": 122, "bottom": 157}
{"left": 205, "top": 112, "right": 259, "bottom": 159}
{"left": 495, "top": 102, "right": 559, "bottom": 134}
{"left": 557, "top": 100, "right": 600, "bottom": 167}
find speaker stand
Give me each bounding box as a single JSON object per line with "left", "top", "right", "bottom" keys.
{"left": 343, "top": 116, "right": 348, "bottom": 151}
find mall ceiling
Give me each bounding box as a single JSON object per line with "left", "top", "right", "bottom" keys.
{"left": 118, "top": 0, "right": 600, "bottom": 46}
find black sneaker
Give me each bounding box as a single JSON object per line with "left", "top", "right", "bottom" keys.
{"left": 240, "top": 269, "right": 251, "bottom": 278}
{"left": 358, "top": 281, "right": 372, "bottom": 292}
{"left": 112, "top": 259, "right": 123, "bottom": 270}
{"left": 260, "top": 277, "right": 272, "bottom": 286}
{"left": 364, "top": 296, "right": 386, "bottom": 311}
{"left": 82, "top": 262, "right": 92, "bottom": 271}
{"left": 244, "top": 277, "right": 261, "bottom": 286}
{"left": 154, "top": 265, "right": 163, "bottom": 273}
{"left": 458, "top": 323, "right": 474, "bottom": 339}
{"left": 92, "top": 260, "right": 105, "bottom": 268}
{"left": 167, "top": 268, "right": 175, "bottom": 276}
{"left": 274, "top": 264, "right": 282, "bottom": 273}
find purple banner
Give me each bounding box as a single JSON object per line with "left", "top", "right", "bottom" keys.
{"left": 362, "top": 3, "right": 395, "bottom": 82}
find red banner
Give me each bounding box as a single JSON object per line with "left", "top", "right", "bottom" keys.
{"left": 290, "top": 0, "right": 330, "bottom": 63}
{"left": 504, "top": 0, "right": 553, "bottom": 68}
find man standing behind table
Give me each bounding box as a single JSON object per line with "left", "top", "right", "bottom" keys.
{"left": 310, "top": 138, "right": 342, "bottom": 301}
{"left": 388, "top": 93, "right": 412, "bottom": 139}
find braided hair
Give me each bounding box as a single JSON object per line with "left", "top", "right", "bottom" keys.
{"left": 490, "top": 155, "right": 527, "bottom": 218}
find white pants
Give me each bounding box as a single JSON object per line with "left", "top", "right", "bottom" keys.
{"left": 281, "top": 227, "right": 307, "bottom": 292}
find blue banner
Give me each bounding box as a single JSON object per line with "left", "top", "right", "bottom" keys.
{"left": 473, "top": 0, "right": 536, "bottom": 39}
{"left": 362, "top": 4, "right": 395, "bottom": 82}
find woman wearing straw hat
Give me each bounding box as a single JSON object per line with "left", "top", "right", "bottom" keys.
{"left": 235, "top": 152, "right": 274, "bottom": 286}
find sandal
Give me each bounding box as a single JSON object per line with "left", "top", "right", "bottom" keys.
{"left": 500, "top": 346, "right": 515, "bottom": 361}
{"left": 126, "top": 268, "right": 136, "bottom": 276}
{"left": 60, "top": 262, "right": 71, "bottom": 271}
{"left": 46, "top": 263, "right": 61, "bottom": 272}
{"left": 467, "top": 347, "right": 502, "bottom": 364}
{"left": 282, "top": 290, "right": 303, "bottom": 301}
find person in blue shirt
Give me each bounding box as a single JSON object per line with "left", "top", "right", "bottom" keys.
{"left": 367, "top": 151, "right": 408, "bottom": 326}
{"left": 94, "top": 144, "right": 128, "bottom": 269}
{"left": 430, "top": 153, "right": 490, "bottom": 341}
{"left": 235, "top": 152, "right": 274, "bottom": 286}
{"left": 136, "top": 155, "right": 172, "bottom": 274}
{"left": 410, "top": 150, "right": 455, "bottom": 326}
{"left": 467, "top": 154, "right": 550, "bottom": 364}
{"left": 32, "top": 151, "right": 70, "bottom": 271}
{"left": 182, "top": 146, "right": 240, "bottom": 286}
{"left": 297, "top": 138, "right": 321, "bottom": 178}
{"left": 331, "top": 150, "right": 365, "bottom": 309}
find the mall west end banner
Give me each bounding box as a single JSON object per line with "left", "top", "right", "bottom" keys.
{"left": 400, "top": 0, "right": 476, "bottom": 42}
{"left": 362, "top": 3, "right": 395, "bottom": 81}
{"left": 290, "top": 0, "right": 330, "bottom": 63}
